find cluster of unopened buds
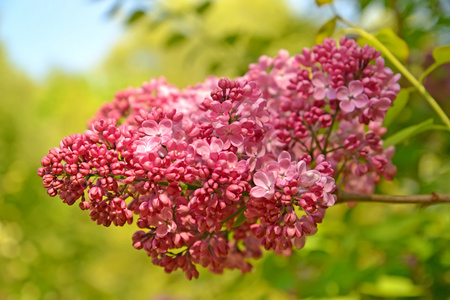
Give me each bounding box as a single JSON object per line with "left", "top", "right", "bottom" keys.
{"left": 38, "top": 37, "right": 400, "bottom": 279}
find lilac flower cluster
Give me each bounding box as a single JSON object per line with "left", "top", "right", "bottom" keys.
{"left": 38, "top": 37, "right": 400, "bottom": 279}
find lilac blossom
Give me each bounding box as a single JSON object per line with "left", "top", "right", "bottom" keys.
{"left": 336, "top": 80, "right": 369, "bottom": 112}
{"left": 38, "top": 37, "right": 400, "bottom": 279}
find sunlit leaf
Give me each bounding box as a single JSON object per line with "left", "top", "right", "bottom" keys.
{"left": 315, "top": 0, "right": 333, "bottom": 6}
{"left": 165, "top": 33, "right": 187, "bottom": 48}
{"left": 374, "top": 28, "right": 409, "bottom": 64}
{"left": 208, "top": 61, "right": 221, "bottom": 73}
{"left": 432, "top": 44, "right": 450, "bottom": 64}
{"left": 127, "top": 10, "right": 146, "bottom": 25}
{"left": 223, "top": 33, "right": 239, "bottom": 45}
{"left": 419, "top": 45, "right": 450, "bottom": 82}
{"left": 314, "top": 17, "right": 337, "bottom": 45}
{"left": 384, "top": 119, "right": 449, "bottom": 148}
{"left": 383, "top": 89, "right": 409, "bottom": 127}
{"left": 195, "top": 1, "right": 212, "bottom": 15}
{"left": 360, "top": 275, "right": 423, "bottom": 297}
{"left": 148, "top": 12, "right": 170, "bottom": 30}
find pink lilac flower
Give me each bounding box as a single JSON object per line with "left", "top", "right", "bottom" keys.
{"left": 134, "top": 136, "right": 161, "bottom": 156}
{"left": 311, "top": 72, "right": 336, "bottom": 100}
{"left": 209, "top": 100, "right": 232, "bottom": 122}
{"left": 142, "top": 119, "right": 173, "bottom": 144}
{"left": 336, "top": 80, "right": 369, "bottom": 112}
{"left": 363, "top": 97, "right": 391, "bottom": 121}
{"left": 215, "top": 123, "right": 244, "bottom": 148}
{"left": 267, "top": 151, "right": 297, "bottom": 187}
{"left": 250, "top": 171, "right": 277, "bottom": 199}
{"left": 297, "top": 160, "right": 321, "bottom": 188}
{"left": 148, "top": 206, "right": 177, "bottom": 238}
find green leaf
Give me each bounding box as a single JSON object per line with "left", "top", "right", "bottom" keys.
{"left": 384, "top": 119, "right": 449, "bottom": 148}
{"left": 360, "top": 275, "right": 423, "bottom": 297}
{"left": 222, "top": 33, "right": 239, "bottom": 45}
{"left": 432, "top": 44, "right": 450, "bottom": 64}
{"left": 165, "top": 33, "right": 187, "bottom": 48}
{"left": 419, "top": 44, "right": 450, "bottom": 82}
{"left": 314, "top": 17, "right": 337, "bottom": 45}
{"left": 127, "top": 10, "right": 146, "bottom": 25}
{"left": 315, "top": 0, "right": 333, "bottom": 6}
{"left": 383, "top": 89, "right": 409, "bottom": 127}
{"left": 232, "top": 210, "right": 247, "bottom": 228}
{"left": 374, "top": 29, "right": 409, "bottom": 64}
{"left": 195, "top": 1, "right": 212, "bottom": 15}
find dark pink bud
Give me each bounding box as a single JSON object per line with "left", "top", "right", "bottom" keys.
{"left": 218, "top": 78, "right": 231, "bottom": 90}
{"left": 344, "top": 134, "right": 360, "bottom": 151}
{"left": 283, "top": 213, "right": 297, "bottom": 226}
{"left": 47, "top": 187, "right": 57, "bottom": 197}
{"left": 37, "top": 168, "right": 46, "bottom": 177}
{"left": 41, "top": 156, "right": 51, "bottom": 167}
{"left": 84, "top": 130, "right": 99, "bottom": 143}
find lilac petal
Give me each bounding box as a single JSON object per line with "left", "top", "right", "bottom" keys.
{"left": 159, "top": 119, "right": 172, "bottom": 135}
{"left": 297, "top": 160, "right": 306, "bottom": 175}
{"left": 236, "top": 160, "right": 249, "bottom": 173}
{"left": 354, "top": 94, "right": 369, "bottom": 108}
{"left": 227, "top": 153, "right": 238, "bottom": 165}
{"left": 278, "top": 151, "right": 291, "bottom": 162}
{"left": 349, "top": 80, "right": 363, "bottom": 96}
{"left": 285, "top": 226, "right": 296, "bottom": 238}
{"left": 323, "top": 177, "right": 335, "bottom": 193}
{"left": 161, "top": 207, "right": 173, "bottom": 219}
{"left": 215, "top": 125, "right": 227, "bottom": 136}
{"left": 311, "top": 72, "right": 326, "bottom": 87}
{"left": 221, "top": 100, "right": 232, "bottom": 112}
{"left": 267, "top": 163, "right": 280, "bottom": 173}
{"left": 210, "top": 139, "right": 224, "bottom": 152}
{"left": 294, "top": 236, "right": 306, "bottom": 250}
{"left": 286, "top": 167, "right": 297, "bottom": 180}
{"left": 299, "top": 170, "right": 321, "bottom": 187}
{"left": 156, "top": 224, "right": 169, "bottom": 238}
{"left": 279, "top": 158, "right": 291, "bottom": 171}
{"left": 194, "top": 140, "right": 210, "bottom": 156}
{"left": 339, "top": 100, "right": 355, "bottom": 112}
{"left": 326, "top": 88, "right": 336, "bottom": 99}
{"left": 229, "top": 123, "right": 241, "bottom": 133}
{"left": 229, "top": 134, "right": 244, "bottom": 147}
{"left": 335, "top": 87, "right": 349, "bottom": 101}
{"left": 294, "top": 222, "right": 302, "bottom": 238}
{"left": 142, "top": 120, "right": 158, "bottom": 136}
{"left": 250, "top": 186, "right": 269, "bottom": 198}
{"left": 321, "top": 192, "right": 336, "bottom": 207}
{"left": 313, "top": 88, "right": 326, "bottom": 100}
{"left": 375, "top": 97, "right": 391, "bottom": 111}
{"left": 253, "top": 172, "right": 270, "bottom": 188}
{"left": 210, "top": 101, "right": 222, "bottom": 112}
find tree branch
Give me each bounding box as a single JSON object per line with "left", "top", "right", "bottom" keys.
{"left": 336, "top": 191, "right": 450, "bottom": 205}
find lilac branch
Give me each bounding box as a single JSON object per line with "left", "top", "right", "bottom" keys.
{"left": 336, "top": 191, "right": 450, "bottom": 205}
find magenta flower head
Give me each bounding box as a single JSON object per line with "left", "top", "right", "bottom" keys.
{"left": 38, "top": 36, "right": 400, "bottom": 279}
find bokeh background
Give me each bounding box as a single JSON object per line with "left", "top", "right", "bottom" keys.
{"left": 1, "top": 0, "right": 449, "bottom": 299}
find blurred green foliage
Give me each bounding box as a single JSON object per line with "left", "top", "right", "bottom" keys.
{"left": 1, "top": 0, "right": 449, "bottom": 299}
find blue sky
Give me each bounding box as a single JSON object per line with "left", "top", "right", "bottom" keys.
{"left": 0, "top": 0, "right": 123, "bottom": 80}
